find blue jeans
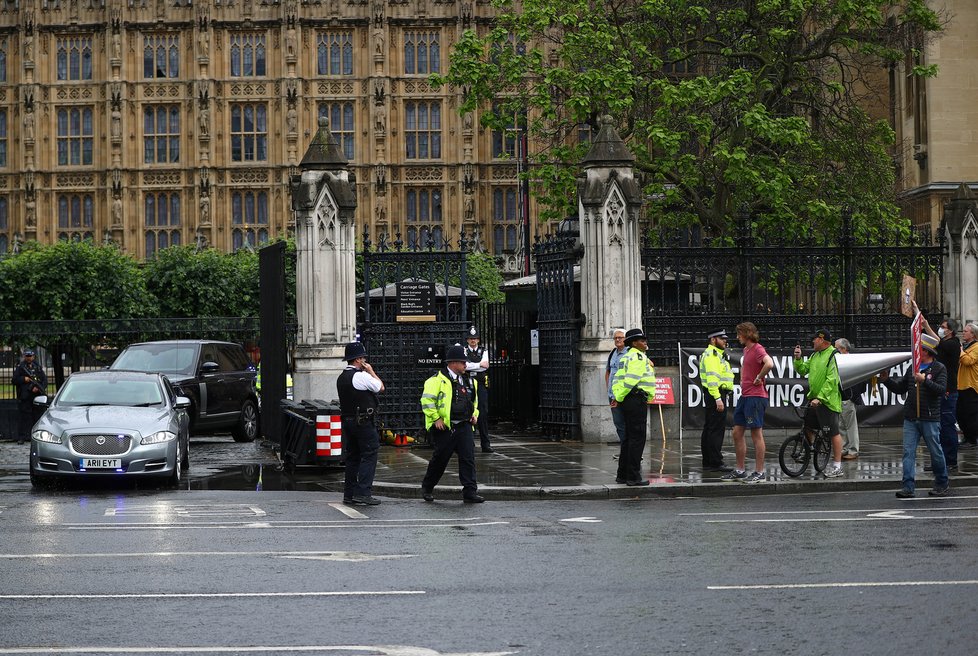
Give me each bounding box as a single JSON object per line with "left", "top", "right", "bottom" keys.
{"left": 902, "top": 419, "right": 947, "bottom": 492}
{"left": 940, "top": 392, "right": 959, "bottom": 466}
{"left": 610, "top": 402, "right": 626, "bottom": 443}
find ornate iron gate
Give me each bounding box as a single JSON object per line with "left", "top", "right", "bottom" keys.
{"left": 641, "top": 211, "right": 945, "bottom": 364}
{"left": 534, "top": 232, "right": 584, "bottom": 440}
{"left": 358, "top": 230, "right": 470, "bottom": 436}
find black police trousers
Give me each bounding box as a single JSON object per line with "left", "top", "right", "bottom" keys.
{"left": 617, "top": 393, "right": 647, "bottom": 483}
{"left": 342, "top": 417, "right": 380, "bottom": 498}
{"left": 422, "top": 421, "right": 477, "bottom": 495}
{"left": 701, "top": 398, "right": 727, "bottom": 468}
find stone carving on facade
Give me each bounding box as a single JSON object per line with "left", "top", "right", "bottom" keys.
{"left": 373, "top": 27, "right": 384, "bottom": 59}
{"left": 23, "top": 109, "right": 35, "bottom": 143}
{"left": 23, "top": 13, "right": 34, "bottom": 62}
{"left": 287, "top": 106, "right": 298, "bottom": 136}
{"left": 198, "top": 18, "right": 210, "bottom": 55}
{"left": 285, "top": 23, "right": 297, "bottom": 60}
{"left": 111, "top": 26, "right": 121, "bottom": 61}
{"left": 372, "top": 0, "right": 384, "bottom": 25}
{"left": 461, "top": 1, "right": 472, "bottom": 25}
{"left": 374, "top": 103, "right": 386, "bottom": 135}
{"left": 373, "top": 79, "right": 385, "bottom": 106}
{"left": 111, "top": 108, "right": 122, "bottom": 139}
{"left": 374, "top": 164, "right": 387, "bottom": 194}
{"left": 463, "top": 194, "right": 474, "bottom": 221}
{"left": 198, "top": 100, "right": 210, "bottom": 138}
{"left": 375, "top": 196, "right": 386, "bottom": 223}
{"left": 462, "top": 162, "right": 474, "bottom": 194}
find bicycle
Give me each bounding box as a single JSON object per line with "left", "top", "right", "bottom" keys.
{"left": 778, "top": 405, "right": 832, "bottom": 477}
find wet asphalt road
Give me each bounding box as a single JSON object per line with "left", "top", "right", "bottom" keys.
{"left": 1, "top": 441, "right": 978, "bottom": 656}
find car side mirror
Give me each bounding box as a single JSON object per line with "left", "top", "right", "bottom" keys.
{"left": 33, "top": 395, "right": 49, "bottom": 407}
{"left": 174, "top": 396, "right": 191, "bottom": 409}
{"left": 200, "top": 362, "right": 220, "bottom": 375}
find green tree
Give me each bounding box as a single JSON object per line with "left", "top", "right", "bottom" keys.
{"left": 436, "top": 0, "right": 944, "bottom": 238}
{"left": 463, "top": 251, "right": 506, "bottom": 303}
{"left": 145, "top": 245, "right": 259, "bottom": 318}
{"left": 0, "top": 240, "right": 156, "bottom": 379}
{"left": 0, "top": 240, "right": 155, "bottom": 326}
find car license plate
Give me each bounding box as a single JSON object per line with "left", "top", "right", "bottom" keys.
{"left": 81, "top": 459, "right": 122, "bottom": 469}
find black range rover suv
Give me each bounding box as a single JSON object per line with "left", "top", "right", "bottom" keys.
{"left": 110, "top": 340, "right": 260, "bottom": 442}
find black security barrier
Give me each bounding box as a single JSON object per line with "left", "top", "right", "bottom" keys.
{"left": 279, "top": 399, "right": 343, "bottom": 470}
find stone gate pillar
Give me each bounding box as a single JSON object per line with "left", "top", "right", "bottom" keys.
{"left": 576, "top": 116, "right": 644, "bottom": 442}
{"left": 942, "top": 183, "right": 978, "bottom": 325}
{"left": 290, "top": 117, "right": 358, "bottom": 401}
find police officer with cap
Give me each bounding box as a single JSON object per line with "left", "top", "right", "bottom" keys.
{"left": 699, "top": 329, "right": 734, "bottom": 472}
{"left": 611, "top": 328, "right": 656, "bottom": 485}
{"left": 13, "top": 349, "right": 46, "bottom": 445}
{"left": 336, "top": 341, "right": 385, "bottom": 506}
{"left": 464, "top": 325, "right": 492, "bottom": 452}
{"left": 420, "top": 344, "right": 483, "bottom": 503}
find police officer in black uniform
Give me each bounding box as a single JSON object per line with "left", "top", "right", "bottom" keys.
{"left": 336, "top": 341, "right": 385, "bottom": 506}
{"left": 12, "top": 349, "right": 46, "bottom": 445}
{"left": 464, "top": 325, "right": 493, "bottom": 452}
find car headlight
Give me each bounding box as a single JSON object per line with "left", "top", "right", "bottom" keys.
{"left": 141, "top": 431, "right": 177, "bottom": 445}
{"left": 32, "top": 429, "right": 61, "bottom": 444}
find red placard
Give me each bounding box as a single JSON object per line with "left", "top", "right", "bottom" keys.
{"left": 911, "top": 312, "right": 923, "bottom": 373}
{"left": 649, "top": 378, "right": 675, "bottom": 405}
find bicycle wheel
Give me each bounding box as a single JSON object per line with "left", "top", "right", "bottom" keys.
{"left": 779, "top": 432, "right": 811, "bottom": 477}
{"left": 812, "top": 433, "right": 831, "bottom": 473}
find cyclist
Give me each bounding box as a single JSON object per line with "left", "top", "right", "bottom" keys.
{"left": 793, "top": 328, "right": 845, "bottom": 478}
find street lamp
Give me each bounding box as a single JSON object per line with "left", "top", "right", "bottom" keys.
{"left": 867, "top": 292, "right": 885, "bottom": 314}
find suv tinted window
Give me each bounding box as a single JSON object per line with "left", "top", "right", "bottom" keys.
{"left": 112, "top": 343, "right": 199, "bottom": 375}
{"left": 218, "top": 344, "right": 251, "bottom": 371}
{"left": 199, "top": 345, "right": 220, "bottom": 369}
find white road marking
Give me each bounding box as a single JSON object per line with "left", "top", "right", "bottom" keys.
{"left": 680, "top": 504, "right": 978, "bottom": 516}
{"left": 0, "top": 550, "right": 414, "bottom": 562}
{"left": 328, "top": 502, "right": 368, "bottom": 519}
{"left": 865, "top": 510, "right": 912, "bottom": 519}
{"left": 0, "top": 591, "right": 424, "bottom": 600}
{"left": 559, "top": 517, "right": 602, "bottom": 523}
{"left": 104, "top": 504, "right": 266, "bottom": 518}
{"left": 682, "top": 505, "right": 978, "bottom": 523}
{"left": 61, "top": 520, "right": 509, "bottom": 531}
{"left": 709, "top": 580, "right": 978, "bottom": 591}
{"left": 0, "top": 646, "right": 515, "bottom": 655}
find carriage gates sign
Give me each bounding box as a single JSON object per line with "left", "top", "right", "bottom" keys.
{"left": 678, "top": 345, "right": 907, "bottom": 429}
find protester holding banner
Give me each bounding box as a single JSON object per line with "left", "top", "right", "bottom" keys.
{"left": 698, "top": 329, "right": 734, "bottom": 472}
{"left": 919, "top": 309, "right": 961, "bottom": 469}
{"left": 794, "top": 329, "right": 845, "bottom": 478}
{"left": 611, "top": 328, "right": 656, "bottom": 486}
{"left": 722, "top": 322, "right": 772, "bottom": 484}
{"left": 958, "top": 323, "right": 978, "bottom": 448}
{"left": 881, "top": 333, "right": 949, "bottom": 498}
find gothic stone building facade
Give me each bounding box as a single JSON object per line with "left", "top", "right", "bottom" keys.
{"left": 0, "top": 0, "right": 535, "bottom": 272}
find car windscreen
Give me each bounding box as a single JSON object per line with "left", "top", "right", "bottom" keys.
{"left": 56, "top": 379, "right": 165, "bottom": 407}
{"left": 112, "top": 344, "right": 197, "bottom": 375}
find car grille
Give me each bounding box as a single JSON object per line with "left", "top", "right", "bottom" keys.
{"left": 70, "top": 434, "right": 132, "bottom": 456}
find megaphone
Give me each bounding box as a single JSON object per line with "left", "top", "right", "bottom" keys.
{"left": 837, "top": 352, "right": 910, "bottom": 388}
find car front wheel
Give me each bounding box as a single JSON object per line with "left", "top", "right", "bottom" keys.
{"left": 232, "top": 399, "right": 259, "bottom": 442}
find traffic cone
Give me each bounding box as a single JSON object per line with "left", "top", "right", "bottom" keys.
{"left": 393, "top": 433, "right": 408, "bottom": 446}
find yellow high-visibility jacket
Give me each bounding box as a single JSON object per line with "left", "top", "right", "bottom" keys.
{"left": 699, "top": 344, "right": 734, "bottom": 400}
{"left": 612, "top": 348, "right": 656, "bottom": 403}
{"left": 420, "top": 369, "right": 479, "bottom": 430}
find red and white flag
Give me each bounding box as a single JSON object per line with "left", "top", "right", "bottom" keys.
{"left": 911, "top": 311, "right": 923, "bottom": 372}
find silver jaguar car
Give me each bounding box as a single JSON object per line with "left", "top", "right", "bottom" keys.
{"left": 29, "top": 370, "right": 191, "bottom": 487}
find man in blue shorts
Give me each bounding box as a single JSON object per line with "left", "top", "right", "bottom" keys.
{"left": 723, "top": 322, "right": 774, "bottom": 484}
